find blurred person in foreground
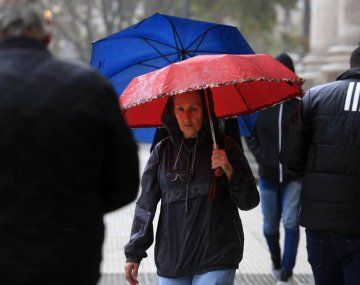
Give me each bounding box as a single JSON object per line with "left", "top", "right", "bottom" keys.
{"left": 245, "top": 53, "right": 302, "bottom": 285}
{"left": 124, "top": 90, "right": 259, "bottom": 285}
{"left": 0, "top": 1, "right": 139, "bottom": 285}
{"left": 280, "top": 46, "right": 360, "bottom": 285}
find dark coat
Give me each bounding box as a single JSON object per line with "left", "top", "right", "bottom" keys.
{"left": 0, "top": 36, "right": 139, "bottom": 285}
{"left": 245, "top": 98, "right": 302, "bottom": 183}
{"left": 280, "top": 68, "right": 360, "bottom": 235}
{"left": 125, "top": 96, "right": 259, "bottom": 277}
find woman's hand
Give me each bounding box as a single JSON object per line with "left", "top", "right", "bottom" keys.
{"left": 211, "top": 149, "right": 234, "bottom": 180}
{"left": 124, "top": 262, "right": 140, "bottom": 285}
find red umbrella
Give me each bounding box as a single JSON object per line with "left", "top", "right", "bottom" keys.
{"left": 120, "top": 54, "right": 303, "bottom": 145}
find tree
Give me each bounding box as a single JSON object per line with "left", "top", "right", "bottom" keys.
{"left": 191, "top": 0, "right": 298, "bottom": 53}
{"left": 41, "top": 0, "right": 299, "bottom": 62}
{"left": 40, "top": 0, "right": 139, "bottom": 62}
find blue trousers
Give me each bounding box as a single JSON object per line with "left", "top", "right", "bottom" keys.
{"left": 157, "top": 269, "right": 236, "bottom": 285}
{"left": 259, "top": 178, "right": 301, "bottom": 274}
{"left": 306, "top": 229, "right": 360, "bottom": 285}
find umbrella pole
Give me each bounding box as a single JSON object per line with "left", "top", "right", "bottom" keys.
{"left": 204, "top": 88, "right": 218, "bottom": 150}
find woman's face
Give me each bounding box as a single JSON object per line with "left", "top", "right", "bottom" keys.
{"left": 173, "top": 92, "right": 203, "bottom": 138}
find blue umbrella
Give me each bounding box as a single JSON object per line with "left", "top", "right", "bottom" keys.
{"left": 238, "top": 112, "right": 259, "bottom": 137}
{"left": 90, "top": 13, "right": 257, "bottom": 142}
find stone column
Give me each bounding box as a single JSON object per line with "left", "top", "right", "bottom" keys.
{"left": 321, "top": 0, "right": 360, "bottom": 82}
{"left": 337, "top": 0, "right": 360, "bottom": 45}
{"left": 300, "top": 0, "right": 338, "bottom": 88}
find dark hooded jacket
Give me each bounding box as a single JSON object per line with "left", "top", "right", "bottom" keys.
{"left": 245, "top": 99, "right": 301, "bottom": 183}
{"left": 280, "top": 68, "right": 360, "bottom": 234}
{"left": 125, "top": 96, "right": 259, "bottom": 277}
{"left": 245, "top": 53, "right": 302, "bottom": 183}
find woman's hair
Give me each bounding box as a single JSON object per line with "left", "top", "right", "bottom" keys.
{"left": 0, "top": 1, "right": 50, "bottom": 39}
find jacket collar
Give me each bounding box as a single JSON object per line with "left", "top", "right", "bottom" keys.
{"left": 336, "top": 68, "right": 360, "bottom": 81}
{"left": 0, "top": 36, "right": 49, "bottom": 53}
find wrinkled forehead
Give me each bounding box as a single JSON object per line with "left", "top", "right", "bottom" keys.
{"left": 173, "top": 91, "right": 202, "bottom": 106}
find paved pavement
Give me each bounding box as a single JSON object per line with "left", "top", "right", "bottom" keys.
{"left": 98, "top": 141, "right": 314, "bottom": 285}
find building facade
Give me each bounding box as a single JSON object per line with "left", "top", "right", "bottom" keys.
{"left": 301, "top": 0, "right": 360, "bottom": 89}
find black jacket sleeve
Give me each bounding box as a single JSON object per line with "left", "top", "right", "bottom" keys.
{"left": 124, "top": 141, "right": 163, "bottom": 263}
{"left": 94, "top": 74, "right": 139, "bottom": 213}
{"left": 280, "top": 91, "right": 311, "bottom": 173}
{"left": 222, "top": 136, "right": 259, "bottom": 210}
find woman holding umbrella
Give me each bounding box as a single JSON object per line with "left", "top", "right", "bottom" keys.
{"left": 124, "top": 90, "right": 259, "bottom": 285}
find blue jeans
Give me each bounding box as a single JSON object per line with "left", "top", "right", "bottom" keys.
{"left": 157, "top": 269, "right": 236, "bottom": 285}
{"left": 259, "top": 178, "right": 301, "bottom": 275}
{"left": 306, "top": 229, "right": 360, "bottom": 285}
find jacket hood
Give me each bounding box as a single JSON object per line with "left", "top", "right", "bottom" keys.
{"left": 276, "top": 53, "right": 295, "bottom": 72}
{"left": 336, "top": 68, "right": 360, "bottom": 80}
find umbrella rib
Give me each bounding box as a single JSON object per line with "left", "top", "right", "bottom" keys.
{"left": 138, "top": 36, "right": 178, "bottom": 50}
{"left": 188, "top": 32, "right": 209, "bottom": 57}
{"left": 133, "top": 18, "right": 146, "bottom": 29}
{"left": 139, "top": 51, "right": 180, "bottom": 61}
{"left": 168, "top": 50, "right": 228, "bottom": 63}
{"left": 136, "top": 62, "right": 167, "bottom": 69}
{"left": 189, "top": 50, "right": 231, "bottom": 54}
{"left": 185, "top": 25, "right": 221, "bottom": 55}
{"left": 143, "top": 38, "right": 173, "bottom": 64}
{"left": 162, "top": 15, "right": 185, "bottom": 61}
{"left": 107, "top": 51, "right": 180, "bottom": 79}
{"left": 136, "top": 51, "right": 180, "bottom": 65}
{"left": 99, "top": 36, "right": 179, "bottom": 50}
{"left": 173, "top": 28, "right": 185, "bottom": 61}
{"left": 234, "top": 84, "right": 252, "bottom": 112}
{"left": 135, "top": 52, "right": 180, "bottom": 66}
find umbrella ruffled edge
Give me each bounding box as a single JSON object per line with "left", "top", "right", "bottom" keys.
{"left": 124, "top": 82, "right": 304, "bottom": 129}
{"left": 120, "top": 77, "right": 304, "bottom": 111}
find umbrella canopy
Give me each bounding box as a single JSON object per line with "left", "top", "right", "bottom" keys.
{"left": 120, "top": 54, "right": 303, "bottom": 128}
{"left": 90, "top": 13, "right": 254, "bottom": 94}
{"left": 90, "top": 13, "right": 256, "bottom": 141}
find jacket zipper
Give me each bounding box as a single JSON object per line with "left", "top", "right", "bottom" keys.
{"left": 278, "top": 103, "right": 283, "bottom": 183}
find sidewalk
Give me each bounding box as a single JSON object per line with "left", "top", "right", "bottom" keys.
{"left": 98, "top": 142, "right": 314, "bottom": 285}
